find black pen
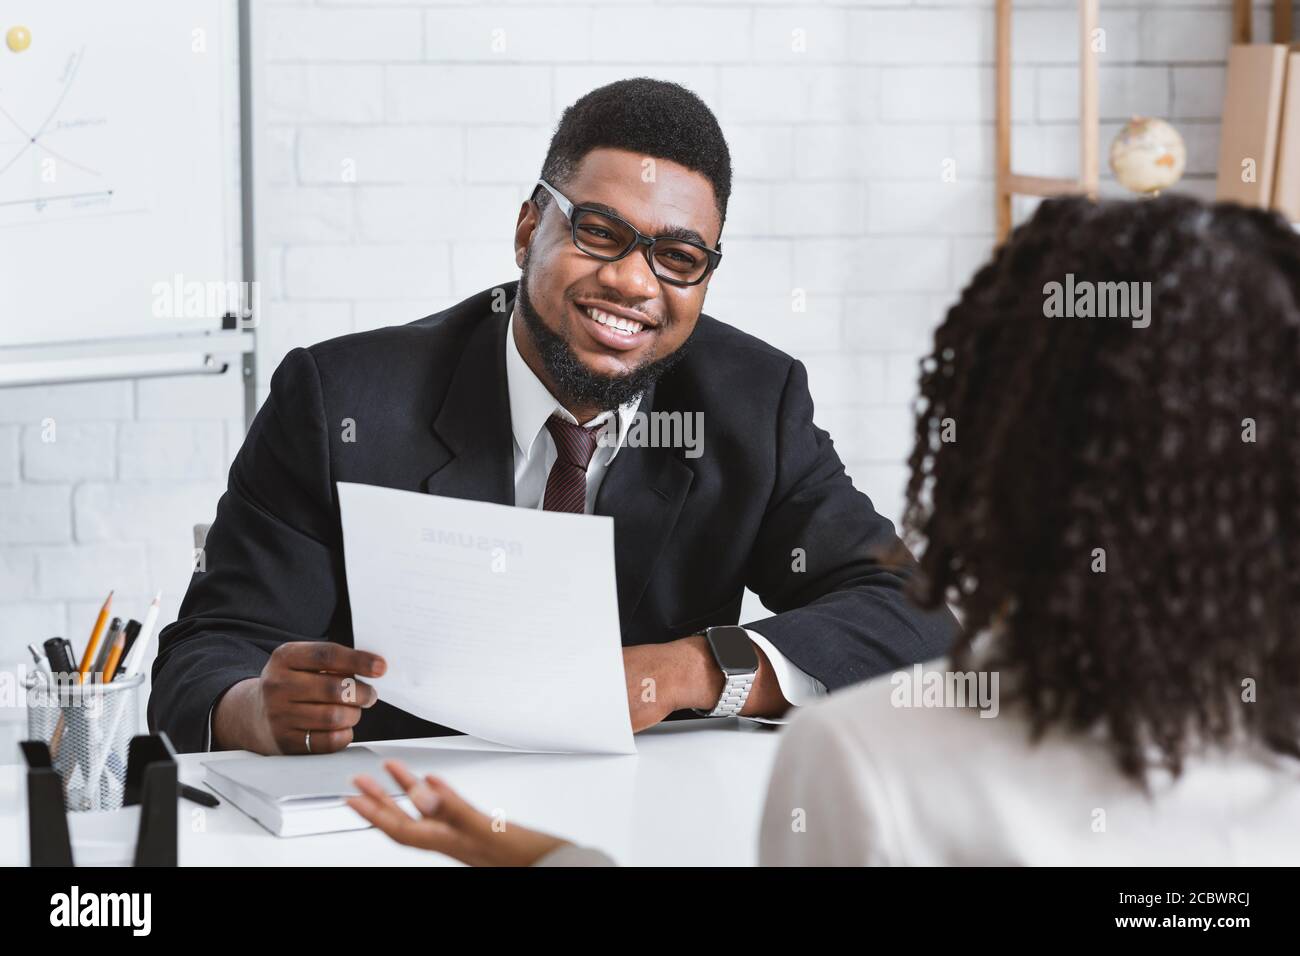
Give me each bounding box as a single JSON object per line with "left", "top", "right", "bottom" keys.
{"left": 179, "top": 783, "right": 219, "bottom": 808}
{"left": 117, "top": 620, "right": 142, "bottom": 678}
{"left": 43, "top": 637, "right": 76, "bottom": 683}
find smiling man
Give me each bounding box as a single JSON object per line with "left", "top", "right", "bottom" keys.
{"left": 149, "top": 79, "right": 956, "bottom": 755}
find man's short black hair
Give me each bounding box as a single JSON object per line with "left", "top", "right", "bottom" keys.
{"left": 536, "top": 77, "right": 732, "bottom": 235}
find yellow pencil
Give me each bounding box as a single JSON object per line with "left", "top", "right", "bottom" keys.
{"left": 77, "top": 590, "right": 113, "bottom": 681}
{"left": 102, "top": 632, "right": 127, "bottom": 683}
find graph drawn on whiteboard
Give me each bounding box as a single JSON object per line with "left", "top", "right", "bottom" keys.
{"left": 0, "top": 43, "right": 132, "bottom": 223}
{"left": 0, "top": 0, "right": 240, "bottom": 349}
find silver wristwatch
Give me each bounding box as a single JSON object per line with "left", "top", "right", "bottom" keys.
{"left": 692, "top": 625, "right": 759, "bottom": 717}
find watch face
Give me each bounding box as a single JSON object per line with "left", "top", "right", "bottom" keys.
{"left": 708, "top": 625, "right": 758, "bottom": 674}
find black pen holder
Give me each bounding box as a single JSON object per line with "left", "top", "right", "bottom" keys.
{"left": 20, "top": 732, "right": 178, "bottom": 867}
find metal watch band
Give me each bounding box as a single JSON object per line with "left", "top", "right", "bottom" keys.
{"left": 697, "top": 669, "right": 755, "bottom": 717}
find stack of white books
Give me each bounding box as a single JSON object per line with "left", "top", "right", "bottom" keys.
{"left": 202, "top": 748, "right": 413, "bottom": 838}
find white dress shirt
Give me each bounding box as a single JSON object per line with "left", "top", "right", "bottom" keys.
{"left": 759, "top": 657, "right": 1300, "bottom": 865}
{"left": 502, "top": 311, "right": 824, "bottom": 713}
{"left": 203, "top": 312, "right": 823, "bottom": 750}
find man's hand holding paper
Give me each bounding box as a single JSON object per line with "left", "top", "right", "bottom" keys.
{"left": 213, "top": 642, "right": 387, "bottom": 755}
{"left": 338, "top": 481, "right": 637, "bottom": 754}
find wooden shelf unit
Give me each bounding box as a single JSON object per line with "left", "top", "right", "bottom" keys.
{"left": 994, "top": 0, "right": 1296, "bottom": 242}
{"left": 1233, "top": 0, "right": 1293, "bottom": 46}
{"left": 995, "top": 0, "right": 1100, "bottom": 242}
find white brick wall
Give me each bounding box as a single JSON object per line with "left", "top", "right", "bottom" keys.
{"left": 2, "top": 0, "right": 1296, "bottom": 746}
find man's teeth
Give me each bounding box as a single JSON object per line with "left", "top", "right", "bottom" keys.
{"left": 584, "top": 306, "right": 644, "bottom": 335}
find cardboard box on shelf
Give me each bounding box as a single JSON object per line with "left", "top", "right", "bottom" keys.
{"left": 1216, "top": 44, "right": 1290, "bottom": 209}
{"left": 1272, "top": 50, "right": 1300, "bottom": 223}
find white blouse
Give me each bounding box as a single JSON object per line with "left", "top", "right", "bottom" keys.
{"left": 758, "top": 658, "right": 1300, "bottom": 866}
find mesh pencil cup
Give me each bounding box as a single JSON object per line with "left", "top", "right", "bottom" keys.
{"left": 24, "top": 672, "right": 145, "bottom": 813}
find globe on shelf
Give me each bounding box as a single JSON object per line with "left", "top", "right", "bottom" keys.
{"left": 1109, "top": 117, "right": 1186, "bottom": 195}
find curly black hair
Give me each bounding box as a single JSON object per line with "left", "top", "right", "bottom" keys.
{"left": 536, "top": 77, "right": 732, "bottom": 230}
{"left": 902, "top": 194, "right": 1300, "bottom": 782}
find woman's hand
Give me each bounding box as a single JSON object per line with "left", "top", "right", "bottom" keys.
{"left": 346, "top": 759, "right": 571, "bottom": 867}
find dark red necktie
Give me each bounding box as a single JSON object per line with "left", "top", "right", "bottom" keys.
{"left": 543, "top": 416, "right": 602, "bottom": 513}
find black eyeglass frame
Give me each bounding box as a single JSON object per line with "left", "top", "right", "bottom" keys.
{"left": 532, "top": 178, "right": 722, "bottom": 287}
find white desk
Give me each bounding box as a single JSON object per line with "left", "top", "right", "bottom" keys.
{"left": 2, "top": 717, "right": 782, "bottom": 867}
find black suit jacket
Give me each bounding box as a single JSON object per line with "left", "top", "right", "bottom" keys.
{"left": 149, "top": 281, "right": 956, "bottom": 752}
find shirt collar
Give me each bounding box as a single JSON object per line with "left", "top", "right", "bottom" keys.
{"left": 504, "top": 310, "right": 641, "bottom": 464}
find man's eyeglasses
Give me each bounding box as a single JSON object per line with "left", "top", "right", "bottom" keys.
{"left": 532, "top": 179, "right": 722, "bottom": 287}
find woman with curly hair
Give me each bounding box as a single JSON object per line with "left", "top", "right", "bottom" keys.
{"left": 758, "top": 194, "right": 1300, "bottom": 865}
{"left": 344, "top": 194, "right": 1300, "bottom": 865}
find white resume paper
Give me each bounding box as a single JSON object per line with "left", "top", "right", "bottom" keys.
{"left": 337, "top": 482, "right": 635, "bottom": 755}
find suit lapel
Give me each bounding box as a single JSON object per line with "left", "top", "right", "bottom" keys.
{"left": 595, "top": 383, "right": 695, "bottom": 628}
{"left": 422, "top": 307, "right": 516, "bottom": 506}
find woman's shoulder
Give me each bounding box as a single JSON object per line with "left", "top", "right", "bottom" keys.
{"left": 783, "top": 656, "right": 1022, "bottom": 761}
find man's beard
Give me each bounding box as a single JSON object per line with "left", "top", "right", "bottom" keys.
{"left": 516, "top": 253, "right": 693, "bottom": 413}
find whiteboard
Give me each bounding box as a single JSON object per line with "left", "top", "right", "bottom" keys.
{"left": 0, "top": 0, "right": 242, "bottom": 350}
